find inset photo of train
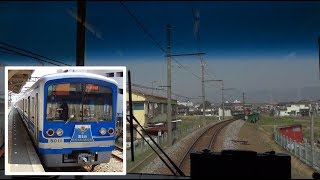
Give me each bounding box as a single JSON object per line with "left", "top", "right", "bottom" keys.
{"left": 5, "top": 66, "right": 126, "bottom": 175}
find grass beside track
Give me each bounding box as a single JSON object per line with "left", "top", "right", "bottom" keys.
{"left": 127, "top": 115, "right": 218, "bottom": 172}
{"left": 258, "top": 114, "right": 320, "bottom": 142}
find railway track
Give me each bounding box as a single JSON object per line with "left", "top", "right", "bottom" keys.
{"left": 47, "top": 145, "right": 124, "bottom": 172}
{"left": 178, "top": 119, "right": 235, "bottom": 176}
{"left": 112, "top": 145, "right": 123, "bottom": 162}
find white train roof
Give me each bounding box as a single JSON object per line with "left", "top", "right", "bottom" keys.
{"left": 39, "top": 72, "right": 119, "bottom": 86}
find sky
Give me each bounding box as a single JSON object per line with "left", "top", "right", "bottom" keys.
{"left": 1, "top": 1, "right": 320, "bottom": 103}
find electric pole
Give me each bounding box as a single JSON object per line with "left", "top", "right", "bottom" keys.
{"left": 75, "top": 2, "right": 86, "bottom": 178}
{"left": 165, "top": 24, "right": 205, "bottom": 145}
{"left": 204, "top": 79, "right": 225, "bottom": 120}
{"left": 166, "top": 24, "right": 173, "bottom": 145}
{"left": 222, "top": 81, "right": 225, "bottom": 120}
{"left": 76, "top": 0, "right": 86, "bottom": 66}
{"left": 201, "top": 60, "right": 205, "bottom": 116}
{"left": 151, "top": 81, "right": 157, "bottom": 95}
{"left": 310, "top": 103, "right": 315, "bottom": 168}
{"left": 243, "top": 92, "right": 245, "bottom": 118}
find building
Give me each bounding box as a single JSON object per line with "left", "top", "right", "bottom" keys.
{"left": 277, "top": 124, "right": 303, "bottom": 143}
{"left": 177, "top": 104, "right": 189, "bottom": 115}
{"left": 218, "top": 108, "right": 232, "bottom": 117}
{"left": 126, "top": 87, "right": 178, "bottom": 139}
{"left": 274, "top": 102, "right": 309, "bottom": 117}
{"left": 177, "top": 100, "right": 195, "bottom": 115}
{"left": 177, "top": 100, "right": 194, "bottom": 107}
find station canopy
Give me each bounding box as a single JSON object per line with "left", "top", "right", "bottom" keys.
{"left": 8, "top": 70, "right": 34, "bottom": 94}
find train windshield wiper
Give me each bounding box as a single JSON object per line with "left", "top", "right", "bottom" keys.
{"left": 64, "top": 118, "right": 72, "bottom": 125}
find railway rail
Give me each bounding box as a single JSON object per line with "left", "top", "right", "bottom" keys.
{"left": 112, "top": 145, "right": 123, "bottom": 162}
{"left": 178, "top": 119, "right": 235, "bottom": 176}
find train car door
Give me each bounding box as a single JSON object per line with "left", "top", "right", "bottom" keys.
{"left": 35, "top": 93, "right": 38, "bottom": 142}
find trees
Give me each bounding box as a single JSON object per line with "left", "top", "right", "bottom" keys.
{"left": 198, "top": 101, "right": 212, "bottom": 109}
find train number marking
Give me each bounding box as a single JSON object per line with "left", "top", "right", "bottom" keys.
{"left": 49, "top": 139, "right": 63, "bottom": 143}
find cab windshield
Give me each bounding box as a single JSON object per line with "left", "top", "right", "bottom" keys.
{"left": 46, "top": 82, "right": 113, "bottom": 122}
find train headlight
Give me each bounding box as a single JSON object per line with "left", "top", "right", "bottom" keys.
{"left": 46, "top": 129, "right": 54, "bottom": 136}
{"left": 56, "top": 128, "right": 64, "bottom": 136}
{"left": 99, "top": 128, "right": 107, "bottom": 135}
{"left": 108, "top": 128, "right": 115, "bottom": 135}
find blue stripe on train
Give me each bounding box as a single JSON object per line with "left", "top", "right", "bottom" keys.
{"left": 38, "top": 146, "right": 115, "bottom": 154}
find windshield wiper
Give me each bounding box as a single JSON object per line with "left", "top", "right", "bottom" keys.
{"left": 64, "top": 118, "right": 73, "bottom": 125}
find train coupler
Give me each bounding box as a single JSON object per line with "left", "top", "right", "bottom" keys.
{"left": 77, "top": 153, "right": 95, "bottom": 165}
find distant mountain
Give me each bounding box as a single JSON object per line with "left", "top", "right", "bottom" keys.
{"left": 244, "top": 87, "right": 320, "bottom": 103}
{"left": 300, "top": 86, "right": 320, "bottom": 101}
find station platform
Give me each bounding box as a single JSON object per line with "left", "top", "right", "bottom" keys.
{"left": 7, "top": 107, "right": 44, "bottom": 173}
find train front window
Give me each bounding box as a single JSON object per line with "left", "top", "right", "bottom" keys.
{"left": 46, "top": 83, "right": 113, "bottom": 122}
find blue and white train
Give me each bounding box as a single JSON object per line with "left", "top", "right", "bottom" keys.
{"left": 14, "top": 72, "right": 118, "bottom": 167}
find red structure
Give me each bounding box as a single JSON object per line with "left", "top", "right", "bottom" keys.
{"left": 277, "top": 124, "right": 303, "bottom": 143}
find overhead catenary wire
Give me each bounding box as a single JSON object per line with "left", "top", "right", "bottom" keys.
{"left": 0, "top": 45, "right": 62, "bottom": 66}
{"left": 130, "top": 82, "right": 199, "bottom": 100}
{"left": 119, "top": 1, "right": 202, "bottom": 81}
{"left": 0, "top": 41, "right": 71, "bottom": 66}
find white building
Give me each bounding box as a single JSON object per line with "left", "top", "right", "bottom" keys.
{"left": 218, "top": 108, "right": 232, "bottom": 117}
{"left": 177, "top": 100, "right": 194, "bottom": 107}
{"left": 233, "top": 100, "right": 241, "bottom": 103}
{"left": 277, "top": 103, "right": 309, "bottom": 117}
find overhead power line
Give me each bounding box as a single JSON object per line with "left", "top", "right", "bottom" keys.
{"left": 0, "top": 41, "right": 71, "bottom": 66}
{"left": 0, "top": 45, "right": 62, "bottom": 66}
{"left": 119, "top": 1, "right": 201, "bottom": 80}
{"left": 130, "top": 82, "right": 199, "bottom": 100}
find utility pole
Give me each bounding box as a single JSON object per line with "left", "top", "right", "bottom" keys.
{"left": 151, "top": 81, "right": 157, "bottom": 95}
{"left": 75, "top": 2, "right": 86, "bottom": 177}
{"left": 222, "top": 81, "right": 225, "bottom": 120}
{"left": 310, "top": 103, "right": 315, "bottom": 168}
{"left": 243, "top": 92, "right": 245, "bottom": 119}
{"left": 166, "top": 24, "right": 173, "bottom": 146}
{"left": 76, "top": 0, "right": 86, "bottom": 66}
{"left": 204, "top": 79, "right": 224, "bottom": 120}
{"left": 165, "top": 24, "right": 205, "bottom": 145}
{"left": 201, "top": 60, "right": 205, "bottom": 116}
{"left": 76, "top": 4, "right": 86, "bottom": 174}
